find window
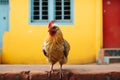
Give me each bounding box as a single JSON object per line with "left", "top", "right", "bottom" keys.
{"left": 30, "top": 0, "right": 74, "bottom": 25}
{"left": 30, "top": 0, "right": 48, "bottom": 23}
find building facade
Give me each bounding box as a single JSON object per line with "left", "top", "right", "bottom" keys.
{"left": 1, "top": 0, "right": 103, "bottom": 64}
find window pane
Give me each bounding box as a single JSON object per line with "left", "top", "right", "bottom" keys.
{"left": 55, "top": 0, "right": 72, "bottom": 21}
{"left": 34, "top": 0, "right": 39, "bottom": 1}
{"left": 0, "top": 0, "right": 9, "bottom": 5}
{"left": 34, "top": 2, "right": 39, "bottom": 5}
{"left": 64, "top": 11, "right": 70, "bottom": 15}
{"left": 64, "top": 0, "right": 70, "bottom": 1}
{"left": 31, "top": 0, "right": 49, "bottom": 21}
{"left": 42, "top": 11, "right": 48, "bottom": 15}
{"left": 64, "top": 6, "right": 70, "bottom": 10}
{"left": 56, "top": 0, "right": 62, "bottom": 5}
{"left": 34, "top": 6, "right": 39, "bottom": 10}
{"left": 64, "top": 1, "right": 70, "bottom": 5}
{"left": 42, "top": 6, "right": 48, "bottom": 10}
{"left": 34, "top": 16, "right": 40, "bottom": 20}
{"left": 56, "top": 0, "right": 61, "bottom": 1}
{"left": 64, "top": 0, "right": 71, "bottom": 20}
{"left": 55, "top": 0, "right": 62, "bottom": 20}
{"left": 42, "top": 11, "right": 48, "bottom": 20}
{"left": 33, "top": 0, "right": 40, "bottom": 20}
{"left": 42, "top": 1, "right": 48, "bottom": 5}
{"left": 34, "top": 11, "right": 39, "bottom": 15}
{"left": 42, "top": 16, "right": 48, "bottom": 20}
{"left": 56, "top": 16, "right": 62, "bottom": 20}
{"left": 64, "top": 16, "right": 70, "bottom": 19}
{"left": 56, "top": 6, "right": 62, "bottom": 10}
{"left": 42, "top": 0, "right": 48, "bottom": 20}
{"left": 43, "top": 0, "right": 47, "bottom": 1}
{"left": 56, "top": 11, "right": 62, "bottom": 15}
{"left": 56, "top": 2, "right": 61, "bottom": 5}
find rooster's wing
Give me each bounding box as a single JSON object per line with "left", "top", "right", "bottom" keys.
{"left": 63, "top": 40, "right": 70, "bottom": 57}
{"left": 42, "top": 42, "right": 48, "bottom": 57}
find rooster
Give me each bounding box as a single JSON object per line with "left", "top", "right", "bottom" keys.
{"left": 42, "top": 20, "right": 70, "bottom": 79}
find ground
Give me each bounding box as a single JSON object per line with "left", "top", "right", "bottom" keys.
{"left": 0, "top": 63, "right": 120, "bottom": 80}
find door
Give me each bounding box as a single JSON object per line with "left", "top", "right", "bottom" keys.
{"left": 0, "top": 0, "right": 9, "bottom": 48}
{"left": 103, "top": 0, "right": 120, "bottom": 48}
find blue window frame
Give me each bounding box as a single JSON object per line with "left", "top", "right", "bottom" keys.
{"left": 30, "top": 0, "right": 74, "bottom": 25}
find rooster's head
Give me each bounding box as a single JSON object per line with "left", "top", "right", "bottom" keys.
{"left": 48, "top": 20, "right": 59, "bottom": 36}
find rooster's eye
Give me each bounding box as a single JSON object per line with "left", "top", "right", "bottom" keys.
{"left": 52, "top": 26, "right": 57, "bottom": 29}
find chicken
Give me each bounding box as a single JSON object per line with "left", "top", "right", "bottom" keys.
{"left": 42, "top": 20, "right": 70, "bottom": 79}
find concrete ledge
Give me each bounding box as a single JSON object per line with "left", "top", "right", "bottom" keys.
{"left": 0, "top": 64, "right": 120, "bottom": 80}
{"left": 0, "top": 70, "right": 120, "bottom": 80}
{"left": 98, "top": 49, "right": 120, "bottom": 64}
{"left": 0, "top": 71, "right": 29, "bottom": 80}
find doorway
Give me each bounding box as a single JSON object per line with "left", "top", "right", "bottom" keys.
{"left": 103, "top": 0, "right": 120, "bottom": 48}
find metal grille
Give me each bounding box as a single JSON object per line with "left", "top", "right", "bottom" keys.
{"left": 64, "top": 0, "right": 70, "bottom": 20}
{"left": 33, "top": 0, "right": 40, "bottom": 20}
{"left": 32, "top": 0, "right": 48, "bottom": 21}
{"left": 31, "top": 0, "right": 73, "bottom": 24}
{"left": 55, "top": 0, "right": 71, "bottom": 20}
{"left": 55, "top": 0, "right": 62, "bottom": 20}
{"left": 42, "top": 0, "right": 48, "bottom": 20}
{"left": 0, "top": 0, "right": 9, "bottom": 5}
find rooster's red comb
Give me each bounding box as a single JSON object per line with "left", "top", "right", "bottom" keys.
{"left": 48, "top": 20, "right": 54, "bottom": 28}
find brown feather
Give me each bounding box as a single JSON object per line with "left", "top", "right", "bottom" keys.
{"left": 42, "top": 28, "right": 70, "bottom": 65}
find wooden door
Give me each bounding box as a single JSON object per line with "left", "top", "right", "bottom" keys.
{"left": 103, "top": 0, "right": 120, "bottom": 48}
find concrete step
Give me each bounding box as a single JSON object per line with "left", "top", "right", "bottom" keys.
{"left": 98, "top": 48, "right": 120, "bottom": 64}
{"left": 0, "top": 64, "right": 120, "bottom": 80}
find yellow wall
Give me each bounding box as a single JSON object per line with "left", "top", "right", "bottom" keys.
{"left": 0, "top": 48, "right": 1, "bottom": 63}
{"left": 0, "top": 55, "right": 1, "bottom": 63}
{"left": 2, "top": 0, "right": 102, "bottom": 64}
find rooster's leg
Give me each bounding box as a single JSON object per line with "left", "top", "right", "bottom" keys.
{"left": 59, "top": 64, "right": 63, "bottom": 79}
{"left": 50, "top": 64, "right": 54, "bottom": 73}
{"left": 48, "top": 64, "right": 54, "bottom": 78}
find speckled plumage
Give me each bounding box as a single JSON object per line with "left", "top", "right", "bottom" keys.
{"left": 42, "top": 29, "right": 70, "bottom": 65}
{"left": 42, "top": 21, "right": 70, "bottom": 79}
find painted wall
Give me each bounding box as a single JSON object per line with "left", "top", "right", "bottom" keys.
{"left": 0, "top": 48, "right": 1, "bottom": 63}
{"left": 2, "top": 0, "right": 102, "bottom": 64}
{"left": 103, "top": 0, "right": 120, "bottom": 48}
